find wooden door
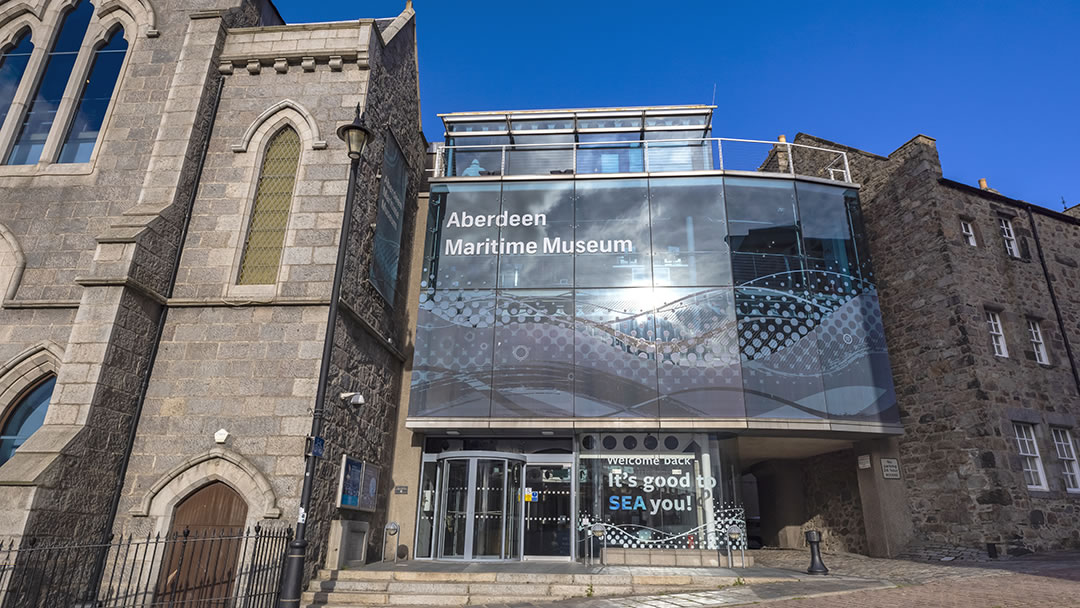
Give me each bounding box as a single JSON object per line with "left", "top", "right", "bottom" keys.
{"left": 156, "top": 482, "right": 248, "bottom": 606}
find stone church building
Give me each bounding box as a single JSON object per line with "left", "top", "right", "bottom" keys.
{"left": 0, "top": 0, "right": 1077, "bottom": 601}
{"left": 0, "top": 0, "right": 424, "bottom": 580}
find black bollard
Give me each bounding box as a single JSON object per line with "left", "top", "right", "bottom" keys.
{"left": 804, "top": 530, "right": 829, "bottom": 575}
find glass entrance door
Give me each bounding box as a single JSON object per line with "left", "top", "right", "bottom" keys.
{"left": 523, "top": 464, "right": 573, "bottom": 559}
{"left": 435, "top": 454, "right": 525, "bottom": 560}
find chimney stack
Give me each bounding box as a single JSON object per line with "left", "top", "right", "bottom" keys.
{"left": 978, "top": 178, "right": 989, "bottom": 190}
{"left": 778, "top": 135, "right": 787, "bottom": 143}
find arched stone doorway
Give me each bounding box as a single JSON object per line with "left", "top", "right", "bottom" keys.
{"left": 156, "top": 482, "right": 249, "bottom": 603}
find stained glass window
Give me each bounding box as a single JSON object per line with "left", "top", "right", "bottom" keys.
{"left": 237, "top": 127, "right": 301, "bottom": 285}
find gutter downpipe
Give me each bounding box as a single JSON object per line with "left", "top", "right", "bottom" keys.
{"left": 86, "top": 75, "right": 226, "bottom": 601}
{"left": 1026, "top": 206, "right": 1080, "bottom": 395}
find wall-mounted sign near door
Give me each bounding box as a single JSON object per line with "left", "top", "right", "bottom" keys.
{"left": 880, "top": 458, "right": 901, "bottom": 479}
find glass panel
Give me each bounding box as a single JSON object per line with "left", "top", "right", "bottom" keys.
{"left": 726, "top": 177, "right": 802, "bottom": 286}
{"left": 0, "top": 376, "right": 56, "bottom": 465}
{"left": 505, "top": 142, "right": 573, "bottom": 175}
{"left": 574, "top": 288, "right": 658, "bottom": 418}
{"left": 797, "top": 182, "right": 860, "bottom": 293}
{"left": 735, "top": 288, "right": 827, "bottom": 419}
{"left": 814, "top": 292, "right": 898, "bottom": 423}
{"left": 510, "top": 119, "right": 574, "bottom": 131}
{"left": 368, "top": 133, "right": 409, "bottom": 301}
{"left": 645, "top": 114, "right": 708, "bottom": 128}
{"left": 6, "top": 0, "right": 93, "bottom": 165}
{"left": 439, "top": 460, "right": 469, "bottom": 558}
{"left": 492, "top": 290, "right": 575, "bottom": 418}
{"left": 473, "top": 459, "right": 505, "bottom": 558}
{"left": 0, "top": 30, "right": 34, "bottom": 130}
{"left": 446, "top": 135, "right": 507, "bottom": 176}
{"left": 578, "top": 131, "right": 641, "bottom": 143}
{"left": 414, "top": 461, "right": 438, "bottom": 558}
{"left": 655, "top": 288, "right": 744, "bottom": 418}
{"left": 577, "top": 116, "right": 641, "bottom": 130}
{"left": 645, "top": 139, "right": 713, "bottom": 172}
{"left": 505, "top": 461, "right": 523, "bottom": 558}
{"left": 574, "top": 179, "right": 651, "bottom": 288}
{"left": 423, "top": 184, "right": 501, "bottom": 290}
{"left": 410, "top": 289, "right": 495, "bottom": 417}
{"left": 725, "top": 177, "right": 800, "bottom": 255}
{"left": 576, "top": 141, "right": 643, "bottom": 174}
{"left": 523, "top": 464, "right": 572, "bottom": 556}
{"left": 57, "top": 28, "right": 127, "bottom": 163}
{"left": 650, "top": 177, "right": 731, "bottom": 287}
{"left": 446, "top": 120, "right": 505, "bottom": 133}
{"left": 237, "top": 127, "right": 300, "bottom": 284}
{"left": 578, "top": 432, "right": 740, "bottom": 552}
{"left": 497, "top": 181, "right": 573, "bottom": 288}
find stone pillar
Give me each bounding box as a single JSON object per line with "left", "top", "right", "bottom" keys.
{"left": 854, "top": 437, "right": 913, "bottom": 557}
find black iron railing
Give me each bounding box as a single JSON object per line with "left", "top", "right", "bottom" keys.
{"left": 0, "top": 525, "right": 292, "bottom": 608}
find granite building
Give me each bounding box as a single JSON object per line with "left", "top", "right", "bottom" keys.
{"left": 0, "top": 0, "right": 424, "bottom": 587}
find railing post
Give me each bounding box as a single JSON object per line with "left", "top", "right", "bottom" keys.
{"left": 787, "top": 143, "right": 795, "bottom": 175}
{"left": 717, "top": 139, "right": 724, "bottom": 171}
{"left": 500, "top": 144, "right": 506, "bottom": 176}
{"left": 842, "top": 152, "right": 851, "bottom": 183}
{"left": 643, "top": 141, "right": 650, "bottom": 173}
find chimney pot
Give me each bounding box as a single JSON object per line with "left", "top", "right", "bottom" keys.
{"left": 978, "top": 178, "right": 989, "bottom": 190}
{"left": 778, "top": 135, "right": 787, "bottom": 143}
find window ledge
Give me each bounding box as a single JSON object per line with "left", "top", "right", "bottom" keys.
{"left": 0, "top": 162, "right": 94, "bottom": 177}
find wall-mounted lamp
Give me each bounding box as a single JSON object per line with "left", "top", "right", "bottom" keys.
{"left": 337, "top": 104, "right": 372, "bottom": 161}
{"left": 339, "top": 392, "right": 365, "bottom": 406}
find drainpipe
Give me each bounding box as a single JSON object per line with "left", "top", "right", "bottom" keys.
{"left": 1026, "top": 206, "right": 1080, "bottom": 395}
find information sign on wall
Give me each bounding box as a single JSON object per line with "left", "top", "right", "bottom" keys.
{"left": 370, "top": 132, "right": 408, "bottom": 302}
{"left": 337, "top": 455, "right": 365, "bottom": 510}
{"left": 880, "top": 458, "right": 901, "bottom": 479}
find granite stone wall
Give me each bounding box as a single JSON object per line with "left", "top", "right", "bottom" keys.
{"left": 794, "top": 132, "right": 1080, "bottom": 556}
{"left": 800, "top": 449, "right": 868, "bottom": 555}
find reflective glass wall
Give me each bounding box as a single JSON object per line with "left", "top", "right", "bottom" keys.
{"left": 410, "top": 176, "right": 897, "bottom": 425}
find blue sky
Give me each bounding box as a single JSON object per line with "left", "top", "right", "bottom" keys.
{"left": 272, "top": 1, "right": 1080, "bottom": 210}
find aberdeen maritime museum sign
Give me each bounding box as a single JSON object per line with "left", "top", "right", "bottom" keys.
{"left": 441, "top": 211, "right": 634, "bottom": 256}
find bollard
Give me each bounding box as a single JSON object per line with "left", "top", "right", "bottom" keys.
{"left": 804, "top": 530, "right": 829, "bottom": 575}
{"left": 383, "top": 522, "right": 399, "bottom": 563}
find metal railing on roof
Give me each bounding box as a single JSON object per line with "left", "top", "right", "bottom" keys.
{"left": 432, "top": 137, "right": 851, "bottom": 183}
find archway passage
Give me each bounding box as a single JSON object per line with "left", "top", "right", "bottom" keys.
{"left": 156, "top": 482, "right": 249, "bottom": 605}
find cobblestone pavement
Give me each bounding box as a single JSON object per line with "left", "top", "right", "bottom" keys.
{"left": 476, "top": 550, "right": 1080, "bottom": 608}
{"left": 758, "top": 568, "right": 1080, "bottom": 607}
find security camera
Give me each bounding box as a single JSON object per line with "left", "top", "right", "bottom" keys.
{"left": 339, "top": 392, "right": 365, "bottom": 406}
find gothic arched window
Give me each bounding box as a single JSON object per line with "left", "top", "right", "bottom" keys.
{"left": 0, "top": 29, "right": 34, "bottom": 129}
{"left": 0, "top": 375, "right": 55, "bottom": 466}
{"left": 2, "top": 0, "right": 131, "bottom": 166}
{"left": 6, "top": 0, "right": 95, "bottom": 165}
{"left": 58, "top": 26, "right": 127, "bottom": 163}
{"left": 237, "top": 126, "right": 301, "bottom": 285}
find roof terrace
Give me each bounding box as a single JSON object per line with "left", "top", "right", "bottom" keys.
{"left": 434, "top": 105, "right": 852, "bottom": 183}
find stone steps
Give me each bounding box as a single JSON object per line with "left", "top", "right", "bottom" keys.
{"left": 303, "top": 568, "right": 780, "bottom": 607}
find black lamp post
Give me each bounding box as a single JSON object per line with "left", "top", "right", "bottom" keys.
{"left": 278, "top": 105, "right": 371, "bottom": 608}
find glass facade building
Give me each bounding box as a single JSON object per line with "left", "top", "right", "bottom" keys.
{"left": 404, "top": 106, "right": 899, "bottom": 562}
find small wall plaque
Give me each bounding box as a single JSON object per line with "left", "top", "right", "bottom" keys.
{"left": 881, "top": 458, "right": 901, "bottom": 479}
{"left": 857, "top": 454, "right": 872, "bottom": 470}
{"left": 394, "top": 485, "right": 408, "bottom": 495}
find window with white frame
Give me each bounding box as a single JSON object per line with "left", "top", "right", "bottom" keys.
{"left": 1051, "top": 428, "right": 1080, "bottom": 492}
{"left": 960, "top": 220, "right": 977, "bottom": 246}
{"left": 998, "top": 217, "right": 1019, "bottom": 258}
{"left": 1013, "top": 422, "right": 1048, "bottom": 490}
{"left": 1027, "top": 320, "right": 1049, "bottom": 365}
{"left": 985, "top": 310, "right": 1008, "bottom": 357}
